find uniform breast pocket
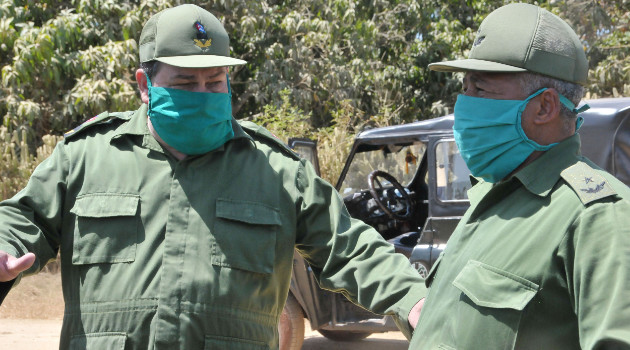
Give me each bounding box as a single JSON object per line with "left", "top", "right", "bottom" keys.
{"left": 447, "top": 260, "right": 538, "bottom": 349}
{"left": 70, "top": 193, "right": 140, "bottom": 265}
{"left": 212, "top": 198, "right": 280, "bottom": 274}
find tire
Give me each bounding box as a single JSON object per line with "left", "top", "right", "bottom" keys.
{"left": 317, "top": 329, "right": 372, "bottom": 341}
{"left": 278, "top": 294, "right": 305, "bottom": 350}
{"left": 413, "top": 260, "right": 430, "bottom": 279}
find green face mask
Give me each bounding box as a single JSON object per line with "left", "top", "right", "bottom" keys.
{"left": 146, "top": 74, "right": 234, "bottom": 155}
{"left": 454, "top": 88, "right": 589, "bottom": 183}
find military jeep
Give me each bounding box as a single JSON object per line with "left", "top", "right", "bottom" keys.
{"left": 279, "top": 97, "right": 630, "bottom": 349}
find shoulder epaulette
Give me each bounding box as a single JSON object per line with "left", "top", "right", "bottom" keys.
{"left": 237, "top": 120, "right": 301, "bottom": 161}
{"left": 64, "top": 111, "right": 133, "bottom": 141}
{"left": 560, "top": 161, "right": 617, "bottom": 205}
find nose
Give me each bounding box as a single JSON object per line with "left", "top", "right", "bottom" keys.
{"left": 191, "top": 83, "right": 210, "bottom": 93}
{"left": 463, "top": 88, "right": 476, "bottom": 97}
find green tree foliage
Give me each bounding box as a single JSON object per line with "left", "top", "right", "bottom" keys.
{"left": 1, "top": 0, "right": 629, "bottom": 191}
{"left": 208, "top": 0, "right": 425, "bottom": 127}
{"left": 553, "top": 0, "right": 630, "bottom": 98}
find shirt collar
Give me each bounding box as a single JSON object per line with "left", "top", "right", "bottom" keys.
{"left": 231, "top": 118, "right": 254, "bottom": 142}
{"left": 110, "top": 104, "right": 151, "bottom": 140}
{"left": 514, "top": 134, "right": 582, "bottom": 197}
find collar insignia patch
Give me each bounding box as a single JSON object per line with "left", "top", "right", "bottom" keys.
{"left": 581, "top": 181, "right": 606, "bottom": 194}
{"left": 193, "top": 21, "right": 212, "bottom": 50}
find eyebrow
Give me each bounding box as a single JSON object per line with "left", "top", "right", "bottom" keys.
{"left": 465, "top": 73, "right": 486, "bottom": 85}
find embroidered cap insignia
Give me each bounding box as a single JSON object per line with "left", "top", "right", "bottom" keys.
{"left": 193, "top": 21, "right": 212, "bottom": 50}
{"left": 473, "top": 36, "right": 485, "bottom": 46}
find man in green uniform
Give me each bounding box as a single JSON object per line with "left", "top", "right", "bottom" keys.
{"left": 0, "top": 4, "right": 425, "bottom": 349}
{"left": 408, "top": 3, "right": 630, "bottom": 349}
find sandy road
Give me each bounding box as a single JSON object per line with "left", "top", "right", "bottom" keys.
{"left": 0, "top": 318, "right": 408, "bottom": 350}
{"left": 1, "top": 319, "right": 63, "bottom": 350}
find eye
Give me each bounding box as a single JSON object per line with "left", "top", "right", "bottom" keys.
{"left": 171, "top": 82, "right": 195, "bottom": 87}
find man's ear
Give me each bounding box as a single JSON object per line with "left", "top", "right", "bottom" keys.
{"left": 532, "top": 88, "right": 562, "bottom": 125}
{"left": 136, "top": 69, "right": 149, "bottom": 105}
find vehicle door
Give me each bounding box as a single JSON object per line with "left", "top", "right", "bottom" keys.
{"left": 411, "top": 136, "right": 471, "bottom": 269}
{"left": 286, "top": 138, "right": 332, "bottom": 328}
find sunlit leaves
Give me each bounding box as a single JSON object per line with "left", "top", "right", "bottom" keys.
{"left": 0, "top": 0, "right": 629, "bottom": 185}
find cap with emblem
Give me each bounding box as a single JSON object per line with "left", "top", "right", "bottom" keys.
{"left": 139, "top": 4, "right": 246, "bottom": 68}
{"left": 429, "top": 3, "right": 588, "bottom": 85}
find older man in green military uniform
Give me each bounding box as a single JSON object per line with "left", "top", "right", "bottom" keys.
{"left": 0, "top": 4, "right": 425, "bottom": 349}
{"left": 408, "top": 3, "right": 630, "bottom": 349}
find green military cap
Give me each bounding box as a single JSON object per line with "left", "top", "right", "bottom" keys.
{"left": 139, "top": 4, "right": 246, "bottom": 68}
{"left": 429, "top": 3, "right": 588, "bottom": 85}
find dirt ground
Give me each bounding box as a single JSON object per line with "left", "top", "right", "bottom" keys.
{"left": 0, "top": 318, "right": 408, "bottom": 350}
{"left": 0, "top": 273, "right": 408, "bottom": 349}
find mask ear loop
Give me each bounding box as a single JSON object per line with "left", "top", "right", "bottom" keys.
{"left": 516, "top": 88, "right": 558, "bottom": 151}
{"left": 144, "top": 73, "right": 154, "bottom": 114}
{"left": 226, "top": 73, "right": 232, "bottom": 96}
{"left": 558, "top": 94, "right": 589, "bottom": 131}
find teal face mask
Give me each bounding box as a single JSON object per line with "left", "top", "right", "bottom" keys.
{"left": 453, "top": 88, "right": 589, "bottom": 183}
{"left": 146, "top": 74, "right": 234, "bottom": 155}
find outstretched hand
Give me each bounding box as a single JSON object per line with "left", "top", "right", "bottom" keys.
{"left": 0, "top": 251, "right": 35, "bottom": 282}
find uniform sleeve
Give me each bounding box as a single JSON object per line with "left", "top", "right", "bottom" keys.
{"left": 0, "top": 142, "right": 69, "bottom": 294}
{"left": 293, "top": 159, "right": 426, "bottom": 338}
{"left": 561, "top": 198, "right": 630, "bottom": 349}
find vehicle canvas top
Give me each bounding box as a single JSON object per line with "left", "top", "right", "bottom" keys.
{"left": 577, "top": 97, "right": 630, "bottom": 185}
{"left": 353, "top": 115, "right": 455, "bottom": 150}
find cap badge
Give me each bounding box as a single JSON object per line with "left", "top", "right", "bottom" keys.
{"left": 473, "top": 35, "right": 485, "bottom": 47}
{"left": 193, "top": 21, "right": 212, "bottom": 50}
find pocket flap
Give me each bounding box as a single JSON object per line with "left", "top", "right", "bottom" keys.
{"left": 452, "top": 260, "right": 538, "bottom": 310}
{"left": 70, "top": 332, "right": 126, "bottom": 349}
{"left": 71, "top": 194, "right": 140, "bottom": 218}
{"left": 216, "top": 198, "right": 280, "bottom": 225}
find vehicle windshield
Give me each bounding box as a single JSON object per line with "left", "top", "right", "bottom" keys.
{"left": 434, "top": 140, "right": 471, "bottom": 201}
{"left": 340, "top": 142, "right": 426, "bottom": 196}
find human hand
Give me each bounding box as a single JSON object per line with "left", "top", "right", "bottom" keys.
{"left": 0, "top": 251, "right": 35, "bottom": 282}
{"left": 408, "top": 298, "right": 425, "bottom": 329}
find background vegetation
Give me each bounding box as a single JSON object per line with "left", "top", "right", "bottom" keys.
{"left": 1, "top": 0, "right": 629, "bottom": 190}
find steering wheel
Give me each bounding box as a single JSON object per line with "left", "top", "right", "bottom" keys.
{"left": 367, "top": 170, "right": 414, "bottom": 220}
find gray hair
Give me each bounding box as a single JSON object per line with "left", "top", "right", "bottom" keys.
{"left": 517, "top": 72, "right": 584, "bottom": 131}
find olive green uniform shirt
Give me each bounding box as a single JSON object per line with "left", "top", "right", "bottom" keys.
{"left": 410, "top": 134, "right": 630, "bottom": 350}
{"left": 0, "top": 105, "right": 425, "bottom": 349}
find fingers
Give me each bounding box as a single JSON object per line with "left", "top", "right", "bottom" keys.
{"left": 0, "top": 252, "right": 36, "bottom": 282}
{"left": 408, "top": 298, "right": 425, "bottom": 329}
{"left": 7, "top": 252, "right": 36, "bottom": 274}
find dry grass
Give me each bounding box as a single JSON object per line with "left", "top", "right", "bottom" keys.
{"left": 0, "top": 271, "right": 64, "bottom": 319}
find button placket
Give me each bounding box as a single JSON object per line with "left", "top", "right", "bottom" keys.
{"left": 155, "top": 162, "right": 191, "bottom": 348}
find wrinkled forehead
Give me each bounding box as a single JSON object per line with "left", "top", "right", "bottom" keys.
{"left": 156, "top": 63, "right": 228, "bottom": 77}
